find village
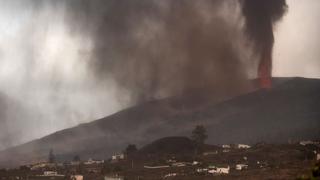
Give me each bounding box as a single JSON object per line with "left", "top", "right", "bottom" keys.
{"left": 0, "top": 136, "right": 319, "bottom": 180}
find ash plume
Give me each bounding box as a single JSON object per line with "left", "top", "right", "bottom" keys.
{"left": 64, "top": 0, "right": 251, "bottom": 103}
{"left": 241, "top": 0, "right": 287, "bottom": 88}
{"left": 0, "top": 0, "right": 290, "bottom": 150}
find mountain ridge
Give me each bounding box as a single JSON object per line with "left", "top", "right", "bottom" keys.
{"left": 0, "top": 77, "right": 319, "bottom": 167}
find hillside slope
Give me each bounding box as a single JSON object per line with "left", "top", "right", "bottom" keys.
{"left": 0, "top": 77, "right": 319, "bottom": 167}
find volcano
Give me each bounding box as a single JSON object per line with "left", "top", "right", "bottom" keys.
{"left": 0, "top": 77, "right": 319, "bottom": 168}
{"left": 258, "top": 53, "right": 272, "bottom": 89}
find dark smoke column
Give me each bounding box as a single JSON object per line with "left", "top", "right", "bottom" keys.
{"left": 241, "top": 0, "right": 287, "bottom": 89}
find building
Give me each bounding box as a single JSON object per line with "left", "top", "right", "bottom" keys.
{"left": 43, "top": 171, "right": 58, "bottom": 176}
{"left": 237, "top": 144, "right": 251, "bottom": 149}
{"left": 222, "top": 145, "right": 231, "bottom": 148}
{"left": 111, "top": 154, "right": 125, "bottom": 162}
{"left": 192, "top": 161, "right": 200, "bottom": 165}
{"left": 104, "top": 175, "right": 124, "bottom": 180}
{"left": 84, "top": 158, "right": 104, "bottom": 165}
{"left": 30, "top": 162, "right": 53, "bottom": 170}
{"left": 236, "top": 164, "right": 248, "bottom": 170}
{"left": 196, "top": 168, "right": 208, "bottom": 173}
{"left": 29, "top": 176, "right": 64, "bottom": 180}
{"left": 203, "top": 151, "right": 218, "bottom": 156}
{"left": 222, "top": 149, "right": 230, "bottom": 153}
{"left": 257, "top": 161, "right": 269, "bottom": 168}
{"left": 164, "top": 173, "right": 177, "bottom": 178}
{"left": 208, "top": 166, "right": 230, "bottom": 174}
{"left": 300, "top": 140, "right": 319, "bottom": 146}
{"left": 144, "top": 165, "right": 170, "bottom": 169}
{"left": 28, "top": 171, "right": 65, "bottom": 180}
{"left": 172, "top": 162, "right": 186, "bottom": 167}
{"left": 71, "top": 175, "right": 83, "bottom": 180}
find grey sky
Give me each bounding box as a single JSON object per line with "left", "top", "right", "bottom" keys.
{"left": 0, "top": 0, "right": 127, "bottom": 149}
{"left": 273, "top": 0, "right": 320, "bottom": 78}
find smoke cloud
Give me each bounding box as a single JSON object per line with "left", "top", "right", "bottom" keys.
{"left": 0, "top": 0, "right": 125, "bottom": 150}
{"left": 0, "top": 0, "right": 288, "bottom": 150}
{"left": 61, "top": 0, "right": 254, "bottom": 103}
{"left": 241, "top": 0, "right": 287, "bottom": 88}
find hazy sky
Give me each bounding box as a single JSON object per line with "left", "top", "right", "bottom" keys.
{"left": 0, "top": 0, "right": 127, "bottom": 149}
{"left": 0, "top": 0, "right": 319, "bottom": 150}
{"left": 273, "top": 0, "right": 320, "bottom": 78}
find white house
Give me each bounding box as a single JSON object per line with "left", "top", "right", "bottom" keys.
{"left": 222, "top": 145, "right": 231, "bottom": 148}
{"left": 208, "top": 166, "right": 230, "bottom": 174}
{"left": 112, "top": 154, "right": 125, "bottom": 161}
{"left": 41, "top": 171, "right": 65, "bottom": 178}
{"left": 71, "top": 175, "right": 84, "bottom": 180}
{"left": 84, "top": 158, "right": 104, "bottom": 165}
{"left": 300, "top": 140, "right": 318, "bottom": 146}
{"left": 30, "top": 163, "right": 47, "bottom": 170}
{"left": 237, "top": 144, "right": 251, "bottom": 149}
{"left": 196, "top": 168, "right": 208, "bottom": 173}
{"left": 222, "top": 149, "right": 230, "bottom": 153}
{"left": 317, "top": 153, "right": 320, "bottom": 161}
{"left": 172, "top": 162, "right": 186, "bottom": 167}
{"left": 236, "top": 164, "right": 248, "bottom": 170}
{"left": 104, "top": 176, "right": 124, "bottom": 180}
{"left": 192, "top": 161, "right": 200, "bottom": 165}
{"left": 166, "top": 159, "right": 177, "bottom": 163}
{"left": 164, "top": 173, "right": 177, "bottom": 178}
{"left": 203, "top": 151, "right": 218, "bottom": 156}
{"left": 43, "top": 171, "right": 58, "bottom": 176}
{"left": 143, "top": 165, "right": 170, "bottom": 169}
{"left": 257, "top": 161, "right": 269, "bottom": 168}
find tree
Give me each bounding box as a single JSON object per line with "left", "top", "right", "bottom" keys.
{"left": 191, "top": 125, "right": 208, "bottom": 154}
{"left": 191, "top": 125, "right": 208, "bottom": 145}
{"left": 297, "top": 161, "right": 320, "bottom": 180}
{"left": 48, "top": 149, "right": 55, "bottom": 163}
{"left": 125, "top": 144, "right": 138, "bottom": 155}
{"left": 73, "top": 155, "right": 80, "bottom": 162}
